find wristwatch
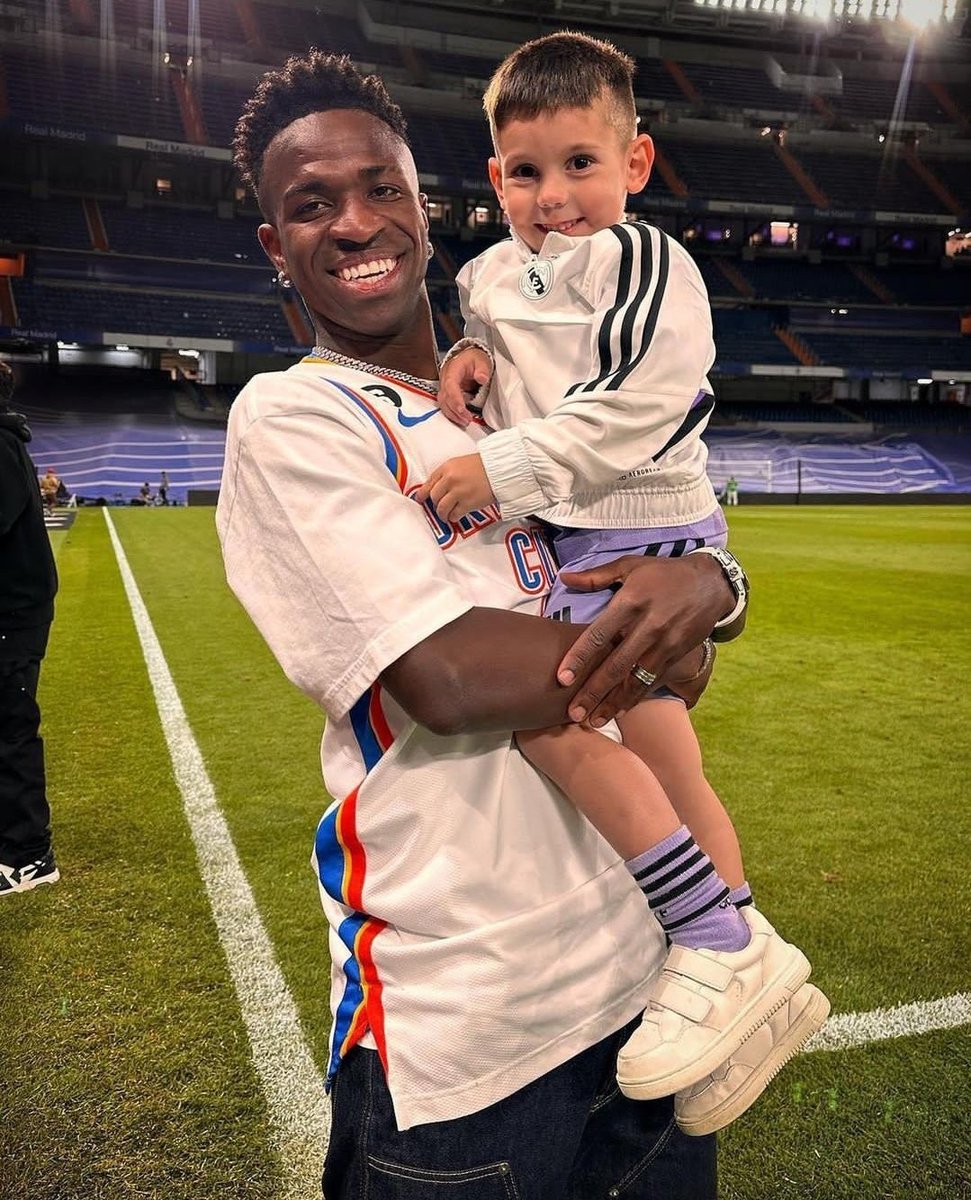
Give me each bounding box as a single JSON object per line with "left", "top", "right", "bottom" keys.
{"left": 689, "top": 546, "right": 749, "bottom": 642}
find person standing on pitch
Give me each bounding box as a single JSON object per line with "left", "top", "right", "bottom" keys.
{"left": 421, "top": 32, "right": 827, "bottom": 1133}
{"left": 220, "top": 49, "right": 750, "bottom": 1198}
{"left": 0, "top": 361, "right": 59, "bottom": 896}
{"left": 726, "top": 475, "right": 740, "bottom": 506}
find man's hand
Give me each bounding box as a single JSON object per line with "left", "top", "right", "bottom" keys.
{"left": 555, "top": 554, "right": 736, "bottom": 724}
{"left": 438, "top": 347, "right": 493, "bottom": 428}
{"left": 598, "top": 639, "right": 715, "bottom": 725}
{"left": 416, "top": 454, "right": 496, "bottom": 524}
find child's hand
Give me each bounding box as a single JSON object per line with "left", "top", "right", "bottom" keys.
{"left": 438, "top": 347, "right": 493, "bottom": 427}
{"left": 416, "top": 454, "right": 496, "bottom": 523}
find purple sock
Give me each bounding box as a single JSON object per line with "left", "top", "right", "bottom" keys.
{"left": 625, "top": 826, "right": 751, "bottom": 953}
{"left": 730, "top": 882, "right": 754, "bottom": 909}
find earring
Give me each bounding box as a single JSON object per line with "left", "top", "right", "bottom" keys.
{"left": 276, "top": 269, "right": 292, "bottom": 288}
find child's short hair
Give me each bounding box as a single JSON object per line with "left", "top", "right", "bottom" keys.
{"left": 483, "top": 32, "right": 637, "bottom": 146}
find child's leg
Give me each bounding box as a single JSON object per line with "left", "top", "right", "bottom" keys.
{"left": 516, "top": 724, "right": 749, "bottom": 952}
{"left": 516, "top": 724, "right": 679, "bottom": 860}
{"left": 617, "top": 700, "right": 747, "bottom": 893}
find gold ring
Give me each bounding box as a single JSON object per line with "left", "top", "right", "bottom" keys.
{"left": 630, "top": 664, "right": 658, "bottom": 688}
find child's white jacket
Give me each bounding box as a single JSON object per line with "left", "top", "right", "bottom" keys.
{"left": 457, "top": 221, "right": 721, "bottom": 529}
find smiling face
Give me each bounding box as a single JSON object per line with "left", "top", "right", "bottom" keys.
{"left": 488, "top": 93, "right": 654, "bottom": 253}
{"left": 256, "top": 108, "right": 435, "bottom": 368}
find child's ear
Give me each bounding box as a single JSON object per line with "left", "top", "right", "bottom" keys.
{"left": 488, "top": 157, "right": 505, "bottom": 210}
{"left": 626, "top": 134, "right": 655, "bottom": 195}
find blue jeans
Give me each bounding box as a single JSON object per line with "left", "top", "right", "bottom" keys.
{"left": 322, "top": 1017, "right": 716, "bottom": 1199}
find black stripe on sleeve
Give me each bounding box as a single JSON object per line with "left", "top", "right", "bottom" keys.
{"left": 607, "top": 227, "right": 669, "bottom": 392}
{"left": 565, "top": 223, "right": 637, "bottom": 397}
{"left": 604, "top": 224, "right": 654, "bottom": 394}
{"left": 651, "top": 393, "right": 716, "bottom": 463}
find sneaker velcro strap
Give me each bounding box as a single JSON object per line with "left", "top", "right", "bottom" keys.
{"left": 652, "top": 977, "right": 712, "bottom": 1023}
{"left": 664, "top": 947, "right": 735, "bottom": 992}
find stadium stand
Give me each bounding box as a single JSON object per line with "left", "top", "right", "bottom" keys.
{"left": 655, "top": 139, "right": 810, "bottom": 206}
{"left": 3, "top": 50, "right": 185, "bottom": 141}
{"left": 99, "top": 202, "right": 263, "bottom": 263}
{"left": 0, "top": 190, "right": 91, "bottom": 250}
{"left": 2, "top": 0, "right": 968, "bottom": 498}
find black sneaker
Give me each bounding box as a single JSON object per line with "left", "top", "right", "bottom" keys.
{"left": 0, "top": 849, "right": 60, "bottom": 896}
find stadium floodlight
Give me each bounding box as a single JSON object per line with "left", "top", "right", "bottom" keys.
{"left": 692, "top": 0, "right": 965, "bottom": 25}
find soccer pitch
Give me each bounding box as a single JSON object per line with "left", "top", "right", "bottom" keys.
{"left": 1, "top": 505, "right": 969, "bottom": 1199}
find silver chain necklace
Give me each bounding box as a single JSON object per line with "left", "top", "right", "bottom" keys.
{"left": 310, "top": 345, "right": 439, "bottom": 394}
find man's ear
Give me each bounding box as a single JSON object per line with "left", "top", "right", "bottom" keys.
{"left": 488, "top": 158, "right": 505, "bottom": 210}
{"left": 418, "top": 191, "right": 430, "bottom": 232}
{"left": 626, "top": 134, "right": 655, "bottom": 196}
{"left": 258, "top": 223, "right": 285, "bottom": 273}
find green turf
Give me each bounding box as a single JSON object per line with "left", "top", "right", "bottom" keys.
{"left": 0, "top": 512, "right": 283, "bottom": 1198}
{"left": 1, "top": 504, "right": 968, "bottom": 1198}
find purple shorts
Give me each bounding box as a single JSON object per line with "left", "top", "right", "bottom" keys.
{"left": 544, "top": 512, "right": 729, "bottom": 624}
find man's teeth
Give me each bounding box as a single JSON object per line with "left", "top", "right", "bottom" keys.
{"left": 337, "top": 257, "right": 397, "bottom": 282}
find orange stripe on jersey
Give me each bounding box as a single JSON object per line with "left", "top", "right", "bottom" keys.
{"left": 357, "top": 918, "right": 390, "bottom": 1072}
{"left": 336, "top": 788, "right": 368, "bottom": 912}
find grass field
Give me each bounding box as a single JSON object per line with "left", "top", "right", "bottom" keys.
{"left": 1, "top": 505, "right": 969, "bottom": 1199}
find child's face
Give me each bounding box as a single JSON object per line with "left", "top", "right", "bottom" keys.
{"left": 489, "top": 95, "right": 653, "bottom": 254}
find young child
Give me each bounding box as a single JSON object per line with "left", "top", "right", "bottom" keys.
{"left": 416, "top": 31, "right": 829, "bottom": 1134}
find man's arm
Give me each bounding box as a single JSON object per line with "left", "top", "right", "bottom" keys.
{"left": 380, "top": 607, "right": 587, "bottom": 735}
{"left": 381, "top": 551, "right": 733, "bottom": 735}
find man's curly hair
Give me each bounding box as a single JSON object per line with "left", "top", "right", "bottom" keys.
{"left": 233, "top": 50, "right": 409, "bottom": 204}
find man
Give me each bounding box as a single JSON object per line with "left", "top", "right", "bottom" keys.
{"left": 218, "top": 51, "right": 748, "bottom": 1198}
{"left": 0, "top": 361, "right": 59, "bottom": 896}
{"left": 39, "top": 466, "right": 60, "bottom": 515}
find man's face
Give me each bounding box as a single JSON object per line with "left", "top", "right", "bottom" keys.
{"left": 257, "top": 109, "right": 430, "bottom": 346}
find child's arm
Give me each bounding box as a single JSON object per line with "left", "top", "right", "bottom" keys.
{"left": 479, "top": 226, "right": 716, "bottom": 521}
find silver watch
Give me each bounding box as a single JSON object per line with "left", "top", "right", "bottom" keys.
{"left": 689, "top": 546, "right": 748, "bottom": 640}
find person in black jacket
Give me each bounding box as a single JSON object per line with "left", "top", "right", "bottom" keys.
{"left": 0, "top": 361, "right": 59, "bottom": 895}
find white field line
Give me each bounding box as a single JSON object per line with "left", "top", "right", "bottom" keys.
{"left": 103, "top": 509, "right": 329, "bottom": 1199}
{"left": 805, "top": 991, "right": 971, "bottom": 1054}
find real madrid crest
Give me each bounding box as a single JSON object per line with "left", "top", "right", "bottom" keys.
{"left": 519, "top": 258, "right": 554, "bottom": 301}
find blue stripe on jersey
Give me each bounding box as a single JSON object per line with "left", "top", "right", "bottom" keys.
{"left": 327, "top": 377, "right": 400, "bottom": 478}
{"left": 315, "top": 807, "right": 345, "bottom": 903}
{"left": 349, "top": 691, "right": 385, "bottom": 772}
{"left": 326, "top": 912, "right": 369, "bottom": 1083}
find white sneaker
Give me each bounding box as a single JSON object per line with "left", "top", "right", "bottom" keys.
{"left": 675, "top": 982, "right": 831, "bottom": 1136}
{"left": 617, "top": 907, "right": 811, "bottom": 1101}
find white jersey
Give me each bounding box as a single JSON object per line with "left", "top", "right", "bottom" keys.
{"left": 458, "top": 222, "right": 721, "bottom": 529}
{"left": 217, "top": 356, "right": 665, "bottom": 1131}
